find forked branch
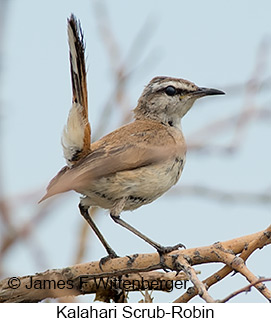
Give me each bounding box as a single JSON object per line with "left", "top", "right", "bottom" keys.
{"left": 0, "top": 225, "right": 270, "bottom": 303}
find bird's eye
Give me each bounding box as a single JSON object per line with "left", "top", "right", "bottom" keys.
{"left": 165, "top": 86, "right": 176, "bottom": 96}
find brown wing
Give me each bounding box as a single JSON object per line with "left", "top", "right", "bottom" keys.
{"left": 40, "top": 120, "right": 186, "bottom": 202}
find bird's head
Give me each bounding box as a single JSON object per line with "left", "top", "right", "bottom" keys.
{"left": 134, "top": 76, "right": 225, "bottom": 127}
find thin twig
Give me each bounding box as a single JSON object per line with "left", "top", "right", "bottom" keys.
{"left": 220, "top": 278, "right": 271, "bottom": 303}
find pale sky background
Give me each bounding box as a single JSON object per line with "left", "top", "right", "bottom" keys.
{"left": 0, "top": 0, "right": 271, "bottom": 303}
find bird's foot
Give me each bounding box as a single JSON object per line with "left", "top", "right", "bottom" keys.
{"left": 99, "top": 250, "right": 119, "bottom": 270}
{"left": 156, "top": 243, "right": 186, "bottom": 272}
{"left": 126, "top": 253, "right": 139, "bottom": 266}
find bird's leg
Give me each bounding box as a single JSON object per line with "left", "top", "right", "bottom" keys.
{"left": 110, "top": 199, "right": 185, "bottom": 270}
{"left": 78, "top": 203, "right": 118, "bottom": 267}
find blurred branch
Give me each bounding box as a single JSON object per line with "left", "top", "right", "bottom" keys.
{"left": 170, "top": 184, "right": 271, "bottom": 205}
{"left": 228, "top": 37, "right": 270, "bottom": 150}
{"left": 187, "top": 104, "right": 271, "bottom": 154}
{"left": 187, "top": 37, "right": 271, "bottom": 156}
{"left": 0, "top": 199, "right": 54, "bottom": 260}
{"left": 92, "top": 1, "right": 132, "bottom": 138}
{"left": 0, "top": 0, "right": 11, "bottom": 276}
{"left": 92, "top": 1, "right": 160, "bottom": 139}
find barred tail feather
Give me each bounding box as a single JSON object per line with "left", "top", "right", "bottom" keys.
{"left": 64, "top": 14, "right": 91, "bottom": 167}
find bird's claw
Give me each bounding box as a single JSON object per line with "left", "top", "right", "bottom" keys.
{"left": 126, "top": 253, "right": 139, "bottom": 266}
{"left": 156, "top": 243, "right": 186, "bottom": 272}
{"left": 99, "top": 251, "right": 119, "bottom": 270}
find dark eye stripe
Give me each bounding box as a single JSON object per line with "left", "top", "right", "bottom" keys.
{"left": 161, "top": 86, "right": 190, "bottom": 96}
{"left": 177, "top": 89, "right": 189, "bottom": 95}
{"left": 155, "top": 85, "right": 190, "bottom": 96}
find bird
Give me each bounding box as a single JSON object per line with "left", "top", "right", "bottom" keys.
{"left": 40, "top": 14, "right": 225, "bottom": 265}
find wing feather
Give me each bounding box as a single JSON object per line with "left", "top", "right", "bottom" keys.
{"left": 40, "top": 120, "right": 186, "bottom": 202}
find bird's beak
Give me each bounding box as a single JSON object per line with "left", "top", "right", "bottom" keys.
{"left": 193, "top": 87, "right": 225, "bottom": 97}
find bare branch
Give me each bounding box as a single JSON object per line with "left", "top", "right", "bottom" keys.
{"left": 172, "top": 254, "right": 215, "bottom": 303}
{"left": 174, "top": 225, "right": 271, "bottom": 303}
{"left": 0, "top": 225, "right": 270, "bottom": 303}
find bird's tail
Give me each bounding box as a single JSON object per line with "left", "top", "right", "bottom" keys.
{"left": 62, "top": 14, "right": 91, "bottom": 167}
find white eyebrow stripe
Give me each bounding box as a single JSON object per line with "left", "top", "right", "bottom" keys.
{"left": 151, "top": 80, "right": 196, "bottom": 92}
